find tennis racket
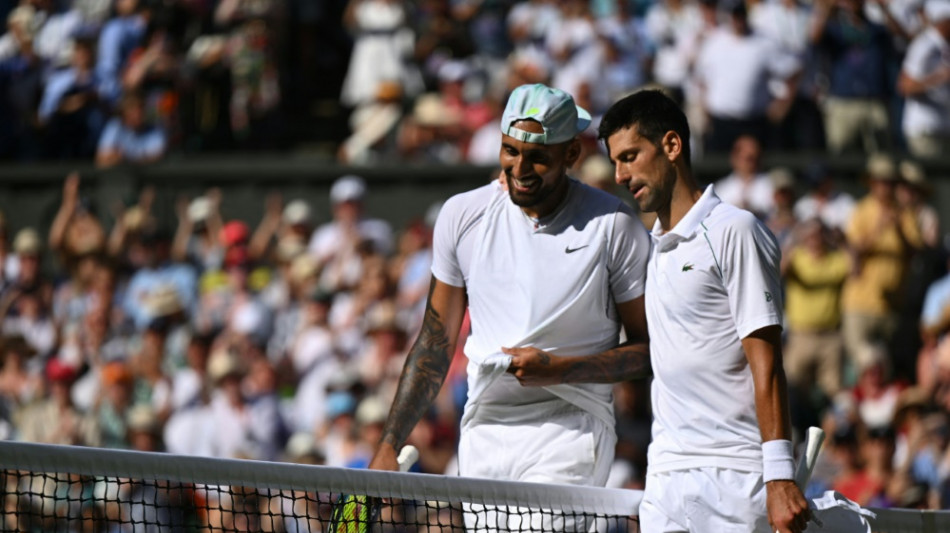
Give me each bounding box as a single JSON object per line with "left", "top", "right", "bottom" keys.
{"left": 328, "top": 445, "right": 419, "bottom": 533}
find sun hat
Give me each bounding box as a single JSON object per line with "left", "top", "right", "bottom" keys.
{"left": 501, "top": 84, "right": 591, "bottom": 145}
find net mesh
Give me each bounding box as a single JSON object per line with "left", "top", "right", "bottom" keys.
{"left": 0, "top": 441, "right": 640, "bottom": 532}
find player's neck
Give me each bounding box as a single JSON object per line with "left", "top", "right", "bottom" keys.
{"left": 658, "top": 176, "right": 702, "bottom": 232}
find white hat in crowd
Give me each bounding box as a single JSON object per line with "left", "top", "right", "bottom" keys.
{"left": 187, "top": 196, "right": 212, "bottom": 223}
{"left": 330, "top": 175, "right": 367, "bottom": 205}
{"left": 283, "top": 199, "right": 312, "bottom": 226}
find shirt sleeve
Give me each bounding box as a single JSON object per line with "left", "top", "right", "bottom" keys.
{"left": 97, "top": 119, "right": 121, "bottom": 153}
{"left": 722, "top": 212, "right": 784, "bottom": 339}
{"left": 608, "top": 203, "right": 650, "bottom": 303}
{"left": 901, "top": 33, "right": 931, "bottom": 80}
{"left": 430, "top": 195, "right": 466, "bottom": 288}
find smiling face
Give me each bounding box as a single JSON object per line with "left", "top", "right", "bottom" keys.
{"left": 606, "top": 126, "right": 679, "bottom": 215}
{"left": 499, "top": 120, "right": 580, "bottom": 218}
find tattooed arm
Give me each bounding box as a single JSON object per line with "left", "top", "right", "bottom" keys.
{"left": 503, "top": 296, "right": 650, "bottom": 386}
{"left": 368, "top": 278, "right": 467, "bottom": 471}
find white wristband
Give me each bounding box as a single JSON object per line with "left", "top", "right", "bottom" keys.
{"left": 762, "top": 439, "right": 795, "bottom": 482}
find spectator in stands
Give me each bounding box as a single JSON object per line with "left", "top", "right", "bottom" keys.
{"left": 16, "top": 358, "right": 95, "bottom": 445}
{"left": 205, "top": 345, "right": 281, "bottom": 460}
{"left": 693, "top": 0, "right": 799, "bottom": 152}
{"left": 547, "top": 0, "right": 600, "bottom": 100}
{"left": 842, "top": 154, "right": 922, "bottom": 375}
{"left": 123, "top": 228, "right": 197, "bottom": 331}
{"left": 713, "top": 135, "right": 774, "bottom": 218}
{"left": 765, "top": 167, "right": 799, "bottom": 250}
{"left": 749, "top": 0, "right": 825, "bottom": 149}
{"left": 919, "top": 251, "right": 950, "bottom": 393}
{"left": 308, "top": 175, "right": 393, "bottom": 288}
{"left": 340, "top": 0, "right": 421, "bottom": 109}
{"left": 95, "top": 0, "right": 147, "bottom": 105}
{"left": 38, "top": 37, "right": 103, "bottom": 159}
{"left": 644, "top": 0, "right": 703, "bottom": 105}
{"left": 782, "top": 219, "right": 851, "bottom": 400}
{"left": 172, "top": 191, "right": 224, "bottom": 273}
{"left": 897, "top": 1, "right": 950, "bottom": 158}
{"left": 811, "top": 0, "right": 893, "bottom": 154}
{"left": 0, "top": 5, "right": 44, "bottom": 160}
{"left": 95, "top": 91, "right": 168, "bottom": 167}
{"left": 0, "top": 335, "right": 43, "bottom": 423}
{"left": 794, "top": 160, "right": 856, "bottom": 241}
{"left": 897, "top": 160, "right": 940, "bottom": 249}
{"left": 397, "top": 92, "right": 466, "bottom": 163}
{"left": 48, "top": 173, "right": 106, "bottom": 262}
{"left": 1, "top": 228, "right": 52, "bottom": 313}
{"left": 93, "top": 360, "right": 135, "bottom": 449}
{"left": 337, "top": 79, "right": 404, "bottom": 164}
{"left": 1, "top": 285, "right": 55, "bottom": 357}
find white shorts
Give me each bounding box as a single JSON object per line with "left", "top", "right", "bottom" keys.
{"left": 458, "top": 402, "right": 615, "bottom": 532}
{"left": 640, "top": 467, "right": 770, "bottom": 533}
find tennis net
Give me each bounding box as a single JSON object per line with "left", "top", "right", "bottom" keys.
{"left": 0, "top": 440, "right": 641, "bottom": 532}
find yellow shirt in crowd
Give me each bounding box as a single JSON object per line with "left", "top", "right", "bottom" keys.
{"left": 785, "top": 247, "right": 851, "bottom": 331}
{"left": 842, "top": 197, "right": 922, "bottom": 316}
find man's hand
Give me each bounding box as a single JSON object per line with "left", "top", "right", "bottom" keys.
{"left": 368, "top": 443, "right": 400, "bottom": 472}
{"left": 502, "top": 346, "right": 563, "bottom": 386}
{"left": 767, "top": 480, "right": 810, "bottom": 533}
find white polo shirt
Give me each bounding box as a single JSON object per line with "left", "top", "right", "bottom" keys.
{"left": 432, "top": 179, "right": 650, "bottom": 429}
{"left": 646, "top": 186, "right": 783, "bottom": 474}
{"left": 901, "top": 27, "right": 950, "bottom": 138}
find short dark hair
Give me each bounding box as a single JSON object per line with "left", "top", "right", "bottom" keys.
{"left": 598, "top": 90, "right": 691, "bottom": 166}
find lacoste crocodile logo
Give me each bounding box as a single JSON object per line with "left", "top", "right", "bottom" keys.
{"left": 682, "top": 263, "right": 694, "bottom": 272}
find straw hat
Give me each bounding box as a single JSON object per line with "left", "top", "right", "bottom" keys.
{"left": 13, "top": 228, "right": 41, "bottom": 256}
{"left": 143, "top": 285, "right": 184, "bottom": 318}
{"left": 207, "top": 347, "right": 245, "bottom": 383}
{"left": 866, "top": 153, "right": 897, "bottom": 181}
{"left": 283, "top": 200, "right": 312, "bottom": 226}
{"left": 413, "top": 93, "right": 462, "bottom": 128}
{"left": 898, "top": 160, "right": 931, "bottom": 194}
{"left": 126, "top": 404, "right": 160, "bottom": 434}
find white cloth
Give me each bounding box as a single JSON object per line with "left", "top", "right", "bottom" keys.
{"left": 646, "top": 186, "right": 783, "bottom": 475}
{"left": 339, "top": 0, "right": 420, "bottom": 106}
{"left": 640, "top": 467, "right": 770, "bottom": 532}
{"left": 794, "top": 192, "right": 856, "bottom": 230}
{"left": 714, "top": 172, "right": 775, "bottom": 217}
{"left": 459, "top": 402, "right": 614, "bottom": 532}
{"left": 644, "top": 1, "right": 704, "bottom": 89}
{"left": 695, "top": 29, "right": 799, "bottom": 118}
{"left": 432, "top": 179, "right": 649, "bottom": 430}
{"left": 901, "top": 27, "right": 950, "bottom": 137}
{"left": 807, "top": 491, "right": 874, "bottom": 532}
{"left": 308, "top": 218, "right": 394, "bottom": 262}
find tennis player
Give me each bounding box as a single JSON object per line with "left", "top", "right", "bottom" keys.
{"left": 599, "top": 90, "right": 810, "bottom": 533}
{"left": 369, "top": 83, "right": 651, "bottom": 526}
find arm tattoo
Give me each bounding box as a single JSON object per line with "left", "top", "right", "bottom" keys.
{"left": 381, "top": 279, "right": 453, "bottom": 449}
{"left": 562, "top": 341, "right": 651, "bottom": 384}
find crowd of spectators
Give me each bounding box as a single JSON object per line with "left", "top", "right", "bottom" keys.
{"left": 2, "top": 0, "right": 950, "bottom": 165}
{"left": 0, "top": 148, "right": 948, "bottom": 517}
{"left": 2, "top": 0, "right": 950, "bottom": 526}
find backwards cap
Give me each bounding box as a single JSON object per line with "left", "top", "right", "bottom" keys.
{"left": 501, "top": 84, "right": 591, "bottom": 145}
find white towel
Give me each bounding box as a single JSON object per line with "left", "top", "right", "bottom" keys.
{"left": 806, "top": 491, "right": 875, "bottom": 532}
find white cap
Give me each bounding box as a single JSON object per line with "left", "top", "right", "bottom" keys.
{"left": 187, "top": 197, "right": 212, "bottom": 223}
{"left": 330, "top": 175, "right": 367, "bottom": 204}
{"left": 356, "top": 396, "right": 389, "bottom": 426}
{"left": 283, "top": 199, "right": 312, "bottom": 225}
{"left": 926, "top": 0, "right": 950, "bottom": 23}
{"left": 501, "top": 83, "right": 591, "bottom": 145}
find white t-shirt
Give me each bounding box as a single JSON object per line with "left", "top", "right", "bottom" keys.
{"left": 695, "top": 29, "right": 799, "bottom": 118}
{"left": 793, "top": 191, "right": 856, "bottom": 231}
{"left": 901, "top": 27, "right": 950, "bottom": 137}
{"left": 431, "top": 180, "right": 650, "bottom": 428}
{"left": 646, "top": 186, "right": 783, "bottom": 474}
{"left": 308, "top": 218, "right": 394, "bottom": 261}
{"left": 644, "top": 1, "right": 704, "bottom": 88}
{"left": 714, "top": 172, "right": 775, "bottom": 218}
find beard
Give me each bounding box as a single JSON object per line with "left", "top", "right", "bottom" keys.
{"left": 505, "top": 171, "right": 560, "bottom": 210}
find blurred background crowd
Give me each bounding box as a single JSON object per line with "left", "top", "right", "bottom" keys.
{"left": 0, "top": 0, "right": 949, "bottom": 165}
{"left": 1, "top": 0, "right": 950, "bottom": 523}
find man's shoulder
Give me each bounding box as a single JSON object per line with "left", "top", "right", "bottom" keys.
{"left": 706, "top": 200, "right": 769, "bottom": 236}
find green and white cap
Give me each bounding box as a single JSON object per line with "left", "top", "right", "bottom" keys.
{"left": 501, "top": 84, "right": 591, "bottom": 145}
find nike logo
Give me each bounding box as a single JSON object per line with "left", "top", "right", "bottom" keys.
{"left": 565, "top": 245, "right": 589, "bottom": 254}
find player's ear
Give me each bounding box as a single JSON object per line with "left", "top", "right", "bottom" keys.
{"left": 564, "top": 138, "right": 582, "bottom": 168}
{"left": 662, "top": 131, "right": 682, "bottom": 162}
